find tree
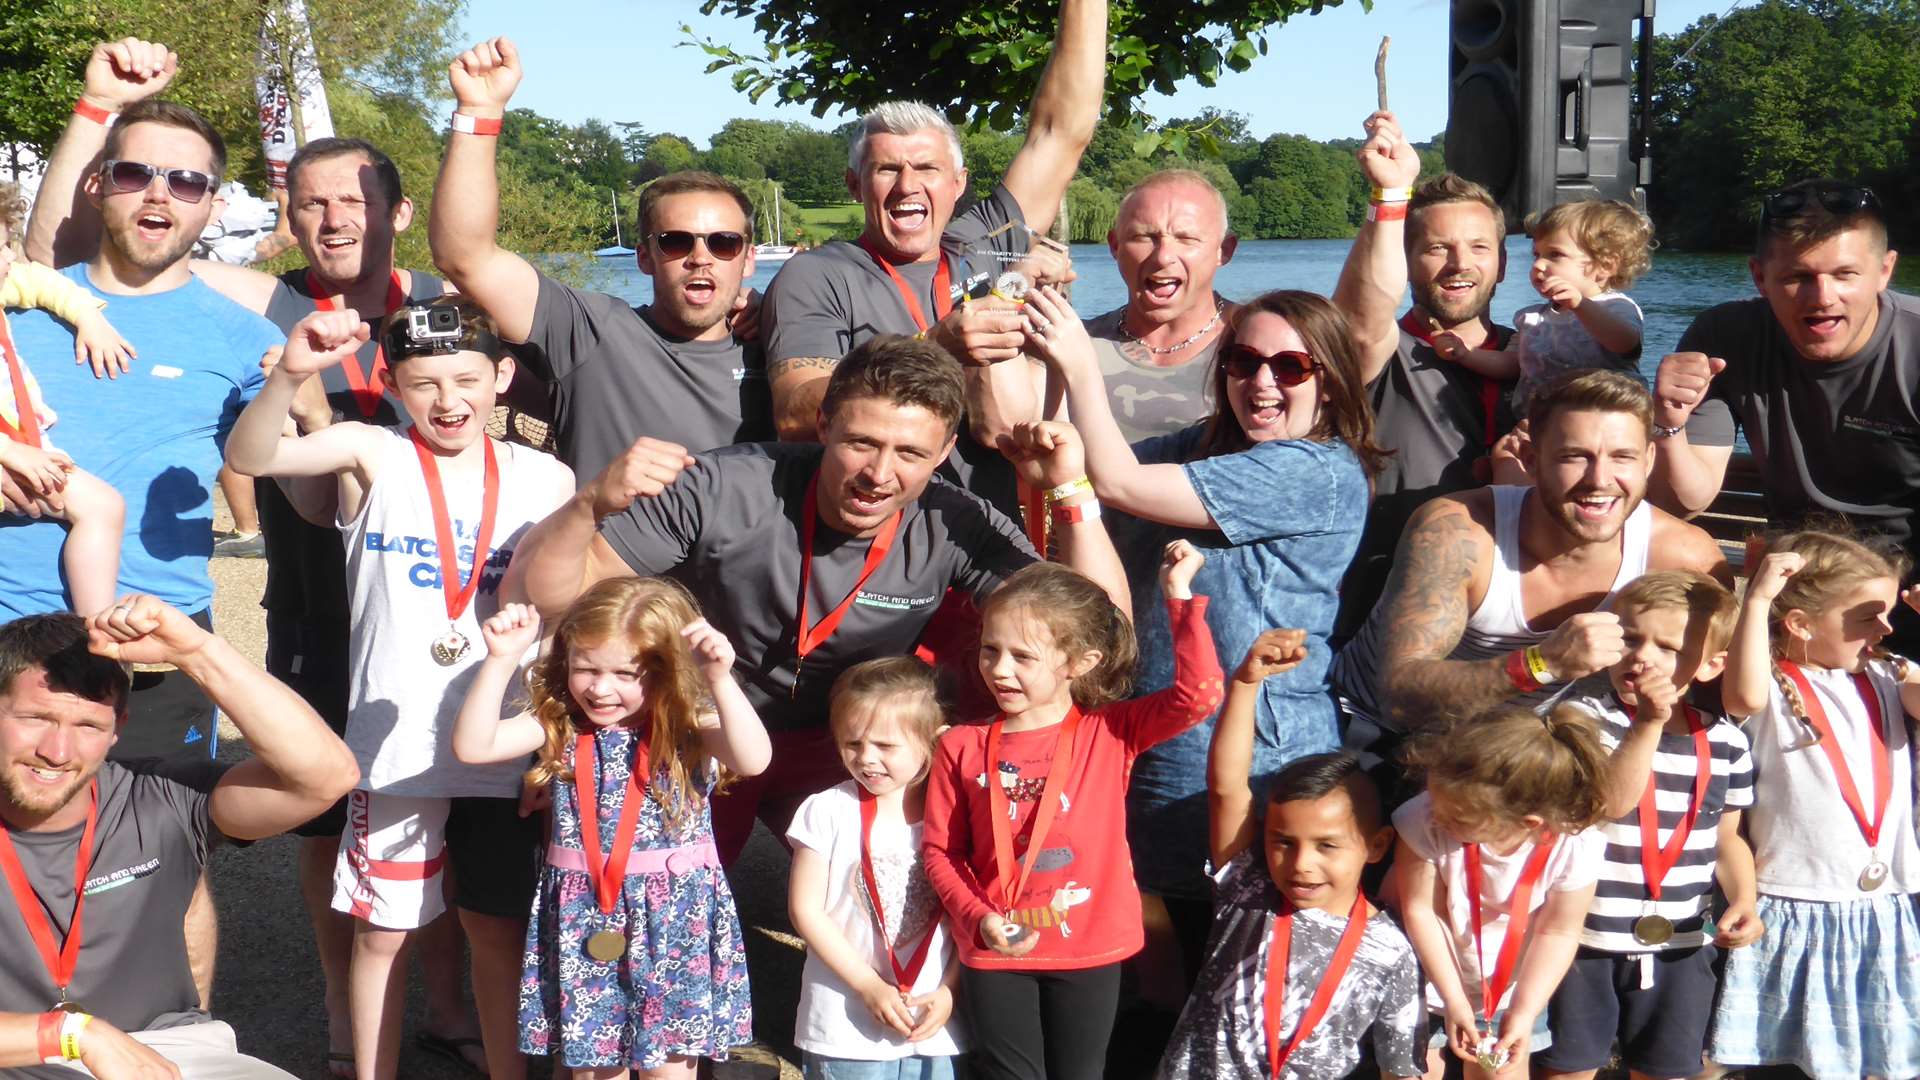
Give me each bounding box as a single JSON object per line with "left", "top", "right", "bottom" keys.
{"left": 688, "top": 0, "right": 1363, "bottom": 130}
{"left": 777, "top": 129, "right": 847, "bottom": 203}
{"left": 637, "top": 134, "right": 699, "bottom": 183}
{"left": 0, "top": 0, "right": 106, "bottom": 168}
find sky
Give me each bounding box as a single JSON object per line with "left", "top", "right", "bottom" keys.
{"left": 457, "top": 0, "right": 1740, "bottom": 149}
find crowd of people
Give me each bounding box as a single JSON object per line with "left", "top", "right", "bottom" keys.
{"left": 0, "top": 3, "right": 1915, "bottom": 1078}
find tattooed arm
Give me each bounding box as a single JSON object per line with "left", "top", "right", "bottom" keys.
{"left": 770, "top": 356, "right": 837, "bottom": 442}
{"left": 1378, "top": 493, "right": 1511, "bottom": 730}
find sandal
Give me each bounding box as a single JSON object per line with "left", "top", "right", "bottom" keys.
{"left": 415, "top": 1030, "right": 489, "bottom": 1077}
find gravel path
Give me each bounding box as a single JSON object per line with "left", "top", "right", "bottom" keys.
{"left": 201, "top": 500, "right": 802, "bottom": 1078}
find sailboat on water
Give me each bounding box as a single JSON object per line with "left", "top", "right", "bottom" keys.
{"left": 754, "top": 180, "right": 796, "bottom": 264}
{"left": 595, "top": 186, "right": 634, "bottom": 258}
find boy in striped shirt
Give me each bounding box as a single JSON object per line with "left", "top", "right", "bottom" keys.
{"left": 1538, "top": 570, "right": 1761, "bottom": 1080}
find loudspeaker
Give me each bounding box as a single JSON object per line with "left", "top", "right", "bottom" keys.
{"left": 1445, "top": 0, "right": 1648, "bottom": 229}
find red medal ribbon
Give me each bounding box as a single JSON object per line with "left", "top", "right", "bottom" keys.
{"left": 572, "top": 731, "right": 651, "bottom": 915}
{"left": 308, "top": 270, "right": 407, "bottom": 419}
{"left": 0, "top": 781, "right": 98, "bottom": 1003}
{"left": 984, "top": 707, "right": 1083, "bottom": 913}
{"left": 1779, "top": 661, "right": 1890, "bottom": 852}
{"left": 1264, "top": 891, "right": 1371, "bottom": 1078}
{"left": 0, "top": 317, "right": 44, "bottom": 447}
{"left": 796, "top": 473, "right": 902, "bottom": 663}
{"left": 858, "top": 239, "right": 952, "bottom": 333}
{"left": 1400, "top": 311, "right": 1501, "bottom": 451}
{"left": 409, "top": 427, "right": 500, "bottom": 624}
{"left": 1623, "top": 702, "right": 1711, "bottom": 901}
{"left": 1463, "top": 836, "right": 1555, "bottom": 1020}
{"left": 857, "top": 788, "right": 936, "bottom": 994}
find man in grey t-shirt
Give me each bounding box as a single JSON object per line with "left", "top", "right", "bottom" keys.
{"left": 1077, "top": 170, "right": 1238, "bottom": 444}
{"left": 1649, "top": 179, "right": 1919, "bottom": 649}
{"left": 762, "top": 0, "right": 1107, "bottom": 515}
{"left": 505, "top": 336, "right": 1126, "bottom": 861}
{"left": 0, "top": 597, "right": 358, "bottom": 1077}
{"left": 431, "top": 42, "right": 769, "bottom": 477}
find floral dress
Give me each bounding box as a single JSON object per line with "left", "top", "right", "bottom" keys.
{"left": 517, "top": 723, "right": 753, "bottom": 1068}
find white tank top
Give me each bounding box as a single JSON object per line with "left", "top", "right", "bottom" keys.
{"left": 341, "top": 426, "right": 572, "bottom": 797}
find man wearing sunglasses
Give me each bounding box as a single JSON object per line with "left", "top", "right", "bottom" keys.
{"left": 430, "top": 37, "right": 772, "bottom": 484}
{"left": 1648, "top": 179, "right": 1918, "bottom": 647}
{"left": 760, "top": 0, "right": 1106, "bottom": 516}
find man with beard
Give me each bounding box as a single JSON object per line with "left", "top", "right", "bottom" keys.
{"left": 1647, "top": 181, "right": 1920, "bottom": 650}
{"left": 429, "top": 36, "right": 772, "bottom": 479}
{"left": 1330, "top": 111, "right": 1521, "bottom": 639}
{"left": 0, "top": 596, "right": 357, "bottom": 1078}
{"left": 761, "top": 0, "right": 1105, "bottom": 515}
{"left": 1329, "top": 371, "right": 1729, "bottom": 781}
{"left": 1077, "top": 170, "right": 1238, "bottom": 442}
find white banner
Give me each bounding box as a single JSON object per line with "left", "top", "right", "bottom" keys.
{"left": 255, "top": 0, "right": 335, "bottom": 190}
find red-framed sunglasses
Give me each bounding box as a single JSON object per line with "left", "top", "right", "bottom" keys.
{"left": 1220, "top": 344, "right": 1319, "bottom": 386}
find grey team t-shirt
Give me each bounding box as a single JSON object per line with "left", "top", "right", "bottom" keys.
{"left": 1158, "top": 850, "right": 1425, "bottom": 1080}
{"left": 1338, "top": 316, "right": 1516, "bottom": 638}
{"left": 1680, "top": 291, "right": 1920, "bottom": 556}
{"left": 522, "top": 272, "right": 773, "bottom": 481}
{"left": 0, "top": 758, "right": 220, "bottom": 1053}
{"left": 598, "top": 441, "right": 1037, "bottom": 730}
{"left": 762, "top": 186, "right": 1031, "bottom": 514}
{"left": 1081, "top": 302, "right": 1224, "bottom": 444}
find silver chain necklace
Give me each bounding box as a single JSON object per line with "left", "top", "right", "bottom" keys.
{"left": 1118, "top": 300, "right": 1225, "bottom": 355}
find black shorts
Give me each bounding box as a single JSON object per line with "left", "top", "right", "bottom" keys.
{"left": 1535, "top": 943, "right": 1720, "bottom": 1079}
{"left": 266, "top": 614, "right": 354, "bottom": 839}
{"left": 444, "top": 796, "right": 542, "bottom": 919}
{"left": 109, "top": 610, "right": 222, "bottom": 764}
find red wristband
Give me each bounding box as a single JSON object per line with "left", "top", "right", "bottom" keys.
{"left": 1505, "top": 648, "right": 1542, "bottom": 693}
{"left": 449, "top": 112, "right": 503, "bottom": 136}
{"left": 1367, "top": 200, "right": 1409, "bottom": 223}
{"left": 1051, "top": 500, "right": 1101, "bottom": 525}
{"left": 36, "top": 1011, "right": 63, "bottom": 1065}
{"left": 72, "top": 99, "right": 116, "bottom": 126}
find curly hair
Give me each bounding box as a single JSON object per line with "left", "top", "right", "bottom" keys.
{"left": 523, "top": 577, "right": 721, "bottom": 830}
{"left": 0, "top": 182, "right": 25, "bottom": 244}
{"left": 1403, "top": 702, "right": 1612, "bottom": 835}
{"left": 978, "top": 563, "right": 1137, "bottom": 710}
{"left": 1525, "top": 198, "right": 1656, "bottom": 290}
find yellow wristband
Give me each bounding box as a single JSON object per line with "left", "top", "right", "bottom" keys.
{"left": 58, "top": 1012, "right": 90, "bottom": 1062}
{"left": 1523, "top": 645, "right": 1556, "bottom": 685}
{"left": 1371, "top": 184, "right": 1413, "bottom": 203}
{"left": 1047, "top": 476, "right": 1093, "bottom": 503}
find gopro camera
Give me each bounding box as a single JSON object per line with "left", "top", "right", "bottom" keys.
{"left": 401, "top": 304, "right": 464, "bottom": 354}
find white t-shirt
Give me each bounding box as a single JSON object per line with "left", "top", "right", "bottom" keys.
{"left": 341, "top": 426, "right": 572, "bottom": 797}
{"left": 1741, "top": 660, "right": 1920, "bottom": 900}
{"left": 1511, "top": 291, "right": 1644, "bottom": 409}
{"left": 1392, "top": 792, "right": 1607, "bottom": 1013}
{"left": 786, "top": 781, "right": 964, "bottom": 1059}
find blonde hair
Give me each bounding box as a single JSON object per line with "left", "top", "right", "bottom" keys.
{"left": 829, "top": 657, "right": 946, "bottom": 786}
{"left": 1752, "top": 526, "right": 1910, "bottom": 720}
{"left": 1526, "top": 198, "right": 1656, "bottom": 290}
{"left": 524, "top": 577, "right": 721, "bottom": 829}
{"left": 0, "top": 182, "right": 24, "bottom": 244}
{"left": 977, "top": 563, "right": 1137, "bottom": 709}
{"left": 1404, "top": 703, "right": 1612, "bottom": 833}
{"left": 1613, "top": 569, "right": 1740, "bottom": 656}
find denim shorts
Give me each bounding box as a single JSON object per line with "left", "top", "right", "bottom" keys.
{"left": 800, "top": 1051, "right": 961, "bottom": 1080}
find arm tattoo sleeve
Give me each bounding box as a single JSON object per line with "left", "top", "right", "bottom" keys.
{"left": 1379, "top": 503, "right": 1517, "bottom": 730}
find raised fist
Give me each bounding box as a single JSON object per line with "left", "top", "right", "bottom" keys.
{"left": 449, "top": 37, "right": 522, "bottom": 116}
{"left": 1355, "top": 110, "right": 1422, "bottom": 192}
{"left": 1652, "top": 352, "right": 1726, "bottom": 430}
{"left": 588, "top": 437, "right": 694, "bottom": 519}
{"left": 83, "top": 39, "right": 178, "bottom": 113}
{"left": 1536, "top": 611, "right": 1626, "bottom": 684}
{"left": 277, "top": 309, "right": 370, "bottom": 379}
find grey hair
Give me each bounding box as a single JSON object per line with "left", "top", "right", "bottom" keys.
{"left": 848, "top": 101, "right": 966, "bottom": 175}
{"left": 1118, "top": 169, "right": 1232, "bottom": 237}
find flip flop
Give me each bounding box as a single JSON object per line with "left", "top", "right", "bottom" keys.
{"left": 414, "top": 1030, "right": 489, "bottom": 1076}
{"left": 324, "top": 1050, "right": 354, "bottom": 1079}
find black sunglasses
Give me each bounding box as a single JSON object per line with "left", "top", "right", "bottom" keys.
{"left": 650, "top": 230, "right": 747, "bottom": 261}
{"left": 1221, "top": 344, "right": 1319, "bottom": 386}
{"left": 1761, "top": 184, "right": 1880, "bottom": 223}
{"left": 99, "top": 159, "right": 216, "bottom": 204}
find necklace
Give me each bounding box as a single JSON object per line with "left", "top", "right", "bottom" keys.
{"left": 1118, "top": 300, "right": 1224, "bottom": 355}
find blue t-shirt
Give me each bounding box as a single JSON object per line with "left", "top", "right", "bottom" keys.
{"left": 0, "top": 265, "right": 277, "bottom": 618}
{"left": 1118, "top": 428, "right": 1369, "bottom": 898}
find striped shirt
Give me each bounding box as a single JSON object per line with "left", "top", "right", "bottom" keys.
{"left": 1567, "top": 693, "right": 1754, "bottom": 952}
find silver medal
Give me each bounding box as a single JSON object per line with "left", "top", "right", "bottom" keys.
{"left": 1859, "top": 860, "right": 1890, "bottom": 892}
{"left": 430, "top": 629, "right": 471, "bottom": 666}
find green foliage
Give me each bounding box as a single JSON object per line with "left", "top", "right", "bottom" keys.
{"left": 687, "top": 1, "right": 1364, "bottom": 132}
{"left": 1649, "top": 0, "right": 1920, "bottom": 249}
{"left": 0, "top": 0, "right": 105, "bottom": 167}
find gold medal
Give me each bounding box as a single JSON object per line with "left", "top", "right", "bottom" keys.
{"left": 1860, "top": 860, "right": 1890, "bottom": 892}
{"left": 430, "top": 629, "right": 470, "bottom": 666}
{"left": 585, "top": 929, "right": 625, "bottom": 962}
{"left": 1475, "top": 1030, "right": 1510, "bottom": 1071}
{"left": 1632, "top": 913, "right": 1674, "bottom": 946}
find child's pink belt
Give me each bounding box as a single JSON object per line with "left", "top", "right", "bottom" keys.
{"left": 543, "top": 840, "right": 720, "bottom": 876}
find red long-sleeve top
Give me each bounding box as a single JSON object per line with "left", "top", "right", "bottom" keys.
{"left": 922, "top": 596, "right": 1225, "bottom": 970}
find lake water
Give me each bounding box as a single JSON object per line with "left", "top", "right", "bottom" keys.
{"left": 579, "top": 236, "right": 1920, "bottom": 375}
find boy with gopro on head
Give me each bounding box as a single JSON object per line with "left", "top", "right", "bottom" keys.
{"left": 1158, "top": 630, "right": 1424, "bottom": 1080}
{"left": 226, "top": 297, "right": 573, "bottom": 1080}
{"left": 1537, "top": 569, "right": 1760, "bottom": 1080}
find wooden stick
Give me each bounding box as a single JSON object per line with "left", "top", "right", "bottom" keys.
{"left": 1376, "top": 36, "right": 1391, "bottom": 112}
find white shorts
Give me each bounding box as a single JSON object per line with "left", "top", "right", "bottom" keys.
{"left": 331, "top": 789, "right": 450, "bottom": 930}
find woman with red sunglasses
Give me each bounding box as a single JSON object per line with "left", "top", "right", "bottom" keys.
{"left": 1022, "top": 285, "right": 1390, "bottom": 1037}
